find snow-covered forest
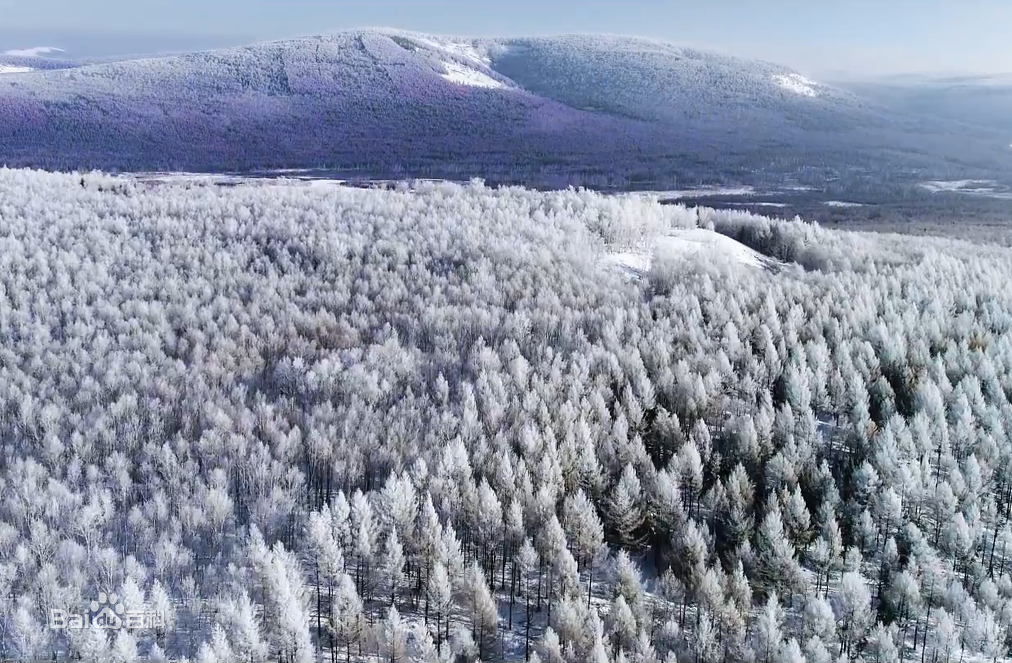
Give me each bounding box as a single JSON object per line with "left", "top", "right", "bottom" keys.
{"left": 2, "top": 168, "right": 1012, "bottom": 663}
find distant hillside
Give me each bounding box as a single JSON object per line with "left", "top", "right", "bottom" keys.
{"left": 840, "top": 74, "right": 1012, "bottom": 135}
{"left": 0, "top": 52, "right": 79, "bottom": 73}
{"left": 0, "top": 30, "right": 1009, "bottom": 186}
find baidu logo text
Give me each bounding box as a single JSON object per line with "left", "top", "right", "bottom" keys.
{"left": 49, "top": 592, "right": 165, "bottom": 630}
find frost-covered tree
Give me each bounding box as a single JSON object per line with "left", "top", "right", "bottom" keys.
{"left": 0, "top": 171, "right": 1011, "bottom": 663}
{"left": 833, "top": 571, "right": 872, "bottom": 658}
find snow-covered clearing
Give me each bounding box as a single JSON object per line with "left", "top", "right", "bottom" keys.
{"left": 604, "top": 251, "right": 653, "bottom": 278}
{"left": 128, "top": 172, "right": 353, "bottom": 188}
{"left": 604, "top": 227, "right": 775, "bottom": 278}
{"left": 414, "top": 37, "right": 492, "bottom": 66}
{"left": 774, "top": 73, "right": 820, "bottom": 97}
{"left": 306, "top": 178, "right": 348, "bottom": 188}
{"left": 920, "top": 179, "right": 997, "bottom": 193}
{"left": 440, "top": 61, "right": 504, "bottom": 88}
{"left": 920, "top": 179, "right": 1012, "bottom": 200}
{"left": 648, "top": 185, "right": 756, "bottom": 199}
{"left": 824, "top": 200, "right": 864, "bottom": 208}
{"left": 0, "top": 65, "right": 33, "bottom": 74}
{"left": 130, "top": 172, "right": 253, "bottom": 186}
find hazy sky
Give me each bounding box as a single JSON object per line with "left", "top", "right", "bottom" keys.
{"left": 2, "top": 0, "right": 1010, "bottom": 76}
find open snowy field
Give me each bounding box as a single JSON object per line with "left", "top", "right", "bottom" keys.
{"left": 2, "top": 169, "right": 1012, "bottom": 663}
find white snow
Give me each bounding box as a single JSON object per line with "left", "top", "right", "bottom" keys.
{"left": 413, "top": 37, "right": 491, "bottom": 65}
{"left": 645, "top": 185, "right": 756, "bottom": 199}
{"left": 657, "top": 228, "right": 770, "bottom": 268}
{"left": 439, "top": 61, "right": 504, "bottom": 88}
{"left": 3, "top": 46, "right": 63, "bottom": 57}
{"left": 920, "top": 179, "right": 996, "bottom": 193}
{"left": 0, "top": 66, "right": 33, "bottom": 74}
{"left": 774, "top": 73, "right": 819, "bottom": 97}
{"left": 129, "top": 172, "right": 358, "bottom": 190}
{"left": 729, "top": 202, "right": 787, "bottom": 208}
{"left": 132, "top": 172, "right": 249, "bottom": 186}
{"left": 603, "top": 251, "right": 653, "bottom": 278}
{"left": 442, "top": 42, "right": 491, "bottom": 66}
{"left": 920, "top": 179, "right": 1012, "bottom": 200}
{"left": 824, "top": 200, "right": 864, "bottom": 208}
{"left": 604, "top": 227, "right": 774, "bottom": 278}
{"left": 306, "top": 179, "right": 348, "bottom": 188}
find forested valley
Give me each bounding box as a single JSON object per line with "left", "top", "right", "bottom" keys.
{"left": 2, "top": 169, "right": 1012, "bottom": 663}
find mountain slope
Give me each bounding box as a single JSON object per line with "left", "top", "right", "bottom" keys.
{"left": 485, "top": 35, "right": 860, "bottom": 124}
{"left": 0, "top": 31, "right": 664, "bottom": 181}
{"left": 0, "top": 29, "right": 1008, "bottom": 186}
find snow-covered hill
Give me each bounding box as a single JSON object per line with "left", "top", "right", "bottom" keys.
{"left": 0, "top": 29, "right": 1007, "bottom": 183}
{"left": 484, "top": 35, "right": 857, "bottom": 125}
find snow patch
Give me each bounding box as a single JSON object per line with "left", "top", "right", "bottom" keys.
{"left": 3, "top": 46, "right": 64, "bottom": 57}
{"left": 824, "top": 200, "right": 864, "bottom": 208}
{"left": 129, "top": 172, "right": 356, "bottom": 190}
{"left": 774, "top": 73, "right": 819, "bottom": 97}
{"left": 656, "top": 228, "right": 770, "bottom": 268}
{"left": 0, "top": 66, "right": 33, "bottom": 74}
{"left": 306, "top": 179, "right": 348, "bottom": 188}
{"left": 442, "top": 42, "right": 491, "bottom": 66}
{"left": 920, "top": 179, "right": 996, "bottom": 193}
{"left": 604, "top": 228, "right": 775, "bottom": 278}
{"left": 440, "top": 61, "right": 504, "bottom": 89}
{"left": 920, "top": 179, "right": 1012, "bottom": 200}
{"left": 603, "top": 251, "right": 653, "bottom": 279}
{"left": 647, "top": 185, "right": 756, "bottom": 199}
{"left": 413, "top": 37, "right": 491, "bottom": 66}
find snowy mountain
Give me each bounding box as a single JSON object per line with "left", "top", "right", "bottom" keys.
{"left": 0, "top": 29, "right": 1008, "bottom": 185}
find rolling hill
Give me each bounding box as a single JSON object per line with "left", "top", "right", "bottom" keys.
{"left": 0, "top": 29, "right": 1009, "bottom": 187}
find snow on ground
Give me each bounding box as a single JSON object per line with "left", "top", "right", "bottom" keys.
{"left": 774, "top": 73, "right": 820, "bottom": 97}
{"left": 440, "top": 61, "right": 504, "bottom": 88}
{"left": 413, "top": 36, "right": 491, "bottom": 65}
{"left": 824, "top": 200, "right": 864, "bottom": 208}
{"left": 603, "top": 251, "right": 653, "bottom": 278}
{"left": 647, "top": 185, "right": 756, "bottom": 199}
{"left": 3, "top": 46, "right": 63, "bottom": 57}
{"left": 920, "top": 179, "right": 997, "bottom": 193}
{"left": 656, "top": 228, "right": 770, "bottom": 268}
{"left": 442, "top": 42, "right": 491, "bottom": 66}
{"left": 920, "top": 179, "right": 1012, "bottom": 200}
{"left": 604, "top": 228, "right": 775, "bottom": 278}
{"left": 131, "top": 172, "right": 252, "bottom": 186}
{"left": 729, "top": 202, "right": 787, "bottom": 208}
{"left": 129, "top": 172, "right": 357, "bottom": 189}
{"left": 0, "top": 66, "right": 33, "bottom": 74}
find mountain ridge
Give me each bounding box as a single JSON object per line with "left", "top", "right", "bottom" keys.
{"left": 0, "top": 29, "right": 1009, "bottom": 187}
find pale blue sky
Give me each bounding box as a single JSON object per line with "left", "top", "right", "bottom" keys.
{"left": 2, "top": 0, "right": 1010, "bottom": 76}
